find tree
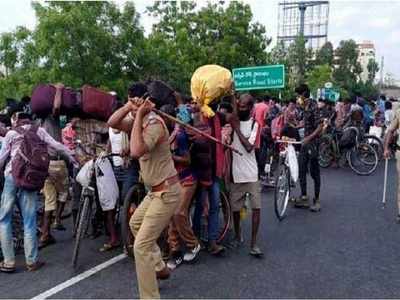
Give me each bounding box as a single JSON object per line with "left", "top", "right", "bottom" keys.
{"left": 0, "top": 29, "right": 27, "bottom": 77}
{"left": 145, "top": 1, "right": 271, "bottom": 93}
{"left": 366, "top": 58, "right": 379, "bottom": 83}
{"left": 315, "top": 42, "right": 334, "bottom": 66}
{"left": 333, "top": 39, "right": 362, "bottom": 97}
{"left": 306, "top": 64, "right": 332, "bottom": 97}
{"left": 32, "top": 1, "right": 146, "bottom": 94}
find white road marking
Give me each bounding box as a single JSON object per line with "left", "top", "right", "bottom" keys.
{"left": 30, "top": 253, "right": 127, "bottom": 300}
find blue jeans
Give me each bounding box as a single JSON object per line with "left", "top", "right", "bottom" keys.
{"left": 0, "top": 175, "right": 39, "bottom": 265}
{"left": 193, "top": 178, "right": 220, "bottom": 242}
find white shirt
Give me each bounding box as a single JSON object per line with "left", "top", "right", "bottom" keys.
{"left": 231, "top": 118, "right": 259, "bottom": 183}
{"left": 109, "top": 128, "right": 124, "bottom": 167}
{"left": 385, "top": 110, "right": 394, "bottom": 127}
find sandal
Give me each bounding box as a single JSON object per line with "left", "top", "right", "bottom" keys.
{"left": 27, "top": 261, "right": 45, "bottom": 272}
{"left": 0, "top": 261, "right": 15, "bottom": 273}
{"left": 99, "top": 243, "right": 120, "bottom": 252}
{"left": 249, "top": 246, "right": 264, "bottom": 258}
{"left": 208, "top": 244, "right": 226, "bottom": 256}
{"left": 39, "top": 235, "right": 56, "bottom": 250}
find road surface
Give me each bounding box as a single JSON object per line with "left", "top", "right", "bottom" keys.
{"left": 1, "top": 161, "right": 400, "bottom": 299}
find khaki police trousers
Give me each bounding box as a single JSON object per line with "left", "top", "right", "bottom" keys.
{"left": 396, "top": 152, "right": 400, "bottom": 214}
{"left": 129, "top": 182, "right": 181, "bottom": 299}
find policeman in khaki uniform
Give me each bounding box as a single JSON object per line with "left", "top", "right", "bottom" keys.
{"left": 130, "top": 98, "right": 181, "bottom": 299}
{"left": 108, "top": 97, "right": 181, "bottom": 299}
{"left": 384, "top": 108, "right": 400, "bottom": 222}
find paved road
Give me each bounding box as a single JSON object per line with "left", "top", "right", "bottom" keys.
{"left": 1, "top": 161, "right": 400, "bottom": 299}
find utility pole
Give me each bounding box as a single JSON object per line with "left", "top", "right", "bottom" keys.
{"left": 299, "top": 2, "right": 307, "bottom": 36}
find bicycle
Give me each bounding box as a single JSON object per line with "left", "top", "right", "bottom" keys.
{"left": 188, "top": 182, "right": 232, "bottom": 245}
{"left": 319, "top": 126, "right": 379, "bottom": 176}
{"left": 120, "top": 183, "right": 146, "bottom": 258}
{"left": 362, "top": 134, "right": 384, "bottom": 161}
{"left": 274, "top": 139, "right": 302, "bottom": 221}
{"left": 71, "top": 142, "right": 122, "bottom": 268}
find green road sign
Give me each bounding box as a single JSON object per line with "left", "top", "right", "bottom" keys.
{"left": 233, "top": 65, "right": 285, "bottom": 91}
{"left": 324, "top": 88, "right": 340, "bottom": 102}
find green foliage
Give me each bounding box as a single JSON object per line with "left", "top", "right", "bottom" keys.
{"left": 333, "top": 39, "right": 362, "bottom": 94}
{"left": 0, "top": 1, "right": 382, "bottom": 107}
{"left": 315, "top": 42, "right": 334, "bottom": 66}
{"left": 0, "top": 1, "right": 146, "bottom": 103}
{"left": 145, "top": 1, "right": 271, "bottom": 93}
{"left": 306, "top": 64, "right": 332, "bottom": 96}
{"left": 367, "top": 58, "right": 379, "bottom": 83}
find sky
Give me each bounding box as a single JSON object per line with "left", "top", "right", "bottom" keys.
{"left": 0, "top": 0, "right": 399, "bottom": 80}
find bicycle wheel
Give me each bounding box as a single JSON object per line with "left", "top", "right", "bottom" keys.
{"left": 121, "top": 184, "right": 145, "bottom": 259}
{"left": 217, "top": 190, "right": 231, "bottom": 244}
{"left": 319, "top": 135, "right": 334, "bottom": 168}
{"left": 363, "top": 135, "right": 383, "bottom": 161}
{"left": 189, "top": 189, "right": 231, "bottom": 244}
{"left": 72, "top": 196, "right": 91, "bottom": 268}
{"left": 274, "top": 165, "right": 291, "bottom": 221}
{"left": 347, "top": 143, "right": 378, "bottom": 175}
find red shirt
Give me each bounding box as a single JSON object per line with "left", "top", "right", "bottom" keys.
{"left": 252, "top": 103, "right": 268, "bottom": 148}
{"left": 253, "top": 102, "right": 269, "bottom": 128}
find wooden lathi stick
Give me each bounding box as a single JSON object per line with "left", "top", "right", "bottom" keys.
{"left": 153, "top": 108, "right": 243, "bottom": 156}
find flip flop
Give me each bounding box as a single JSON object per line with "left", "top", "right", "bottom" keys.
{"left": 0, "top": 261, "right": 16, "bottom": 273}
{"left": 99, "top": 243, "right": 120, "bottom": 252}
{"left": 208, "top": 245, "right": 226, "bottom": 256}
{"left": 249, "top": 246, "right": 264, "bottom": 258}
{"left": 39, "top": 236, "right": 56, "bottom": 250}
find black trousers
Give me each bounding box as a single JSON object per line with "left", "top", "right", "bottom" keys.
{"left": 298, "top": 142, "right": 321, "bottom": 199}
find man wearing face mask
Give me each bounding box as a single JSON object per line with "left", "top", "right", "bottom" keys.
{"left": 295, "top": 84, "right": 325, "bottom": 212}
{"left": 227, "top": 94, "right": 263, "bottom": 257}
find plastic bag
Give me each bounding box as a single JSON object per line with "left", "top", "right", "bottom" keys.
{"left": 76, "top": 159, "right": 94, "bottom": 188}
{"left": 191, "top": 65, "right": 232, "bottom": 117}
{"left": 287, "top": 145, "right": 299, "bottom": 183}
{"left": 369, "top": 125, "right": 383, "bottom": 139}
{"left": 95, "top": 157, "right": 119, "bottom": 211}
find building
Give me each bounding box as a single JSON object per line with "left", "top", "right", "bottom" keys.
{"left": 357, "top": 40, "right": 376, "bottom": 82}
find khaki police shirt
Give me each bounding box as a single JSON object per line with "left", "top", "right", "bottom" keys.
{"left": 139, "top": 112, "right": 177, "bottom": 187}
{"left": 389, "top": 109, "right": 400, "bottom": 146}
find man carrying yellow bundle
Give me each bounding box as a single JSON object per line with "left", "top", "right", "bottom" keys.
{"left": 190, "top": 65, "right": 232, "bottom": 255}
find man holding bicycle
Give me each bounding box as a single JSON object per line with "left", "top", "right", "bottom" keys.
{"left": 295, "top": 84, "right": 324, "bottom": 212}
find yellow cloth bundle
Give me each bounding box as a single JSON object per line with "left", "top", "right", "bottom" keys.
{"left": 190, "top": 65, "right": 233, "bottom": 117}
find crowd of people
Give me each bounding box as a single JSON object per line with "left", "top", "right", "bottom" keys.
{"left": 0, "top": 79, "right": 398, "bottom": 299}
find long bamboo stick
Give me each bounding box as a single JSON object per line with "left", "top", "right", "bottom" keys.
{"left": 153, "top": 108, "right": 243, "bottom": 156}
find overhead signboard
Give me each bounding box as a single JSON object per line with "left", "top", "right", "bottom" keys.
{"left": 233, "top": 65, "right": 285, "bottom": 91}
